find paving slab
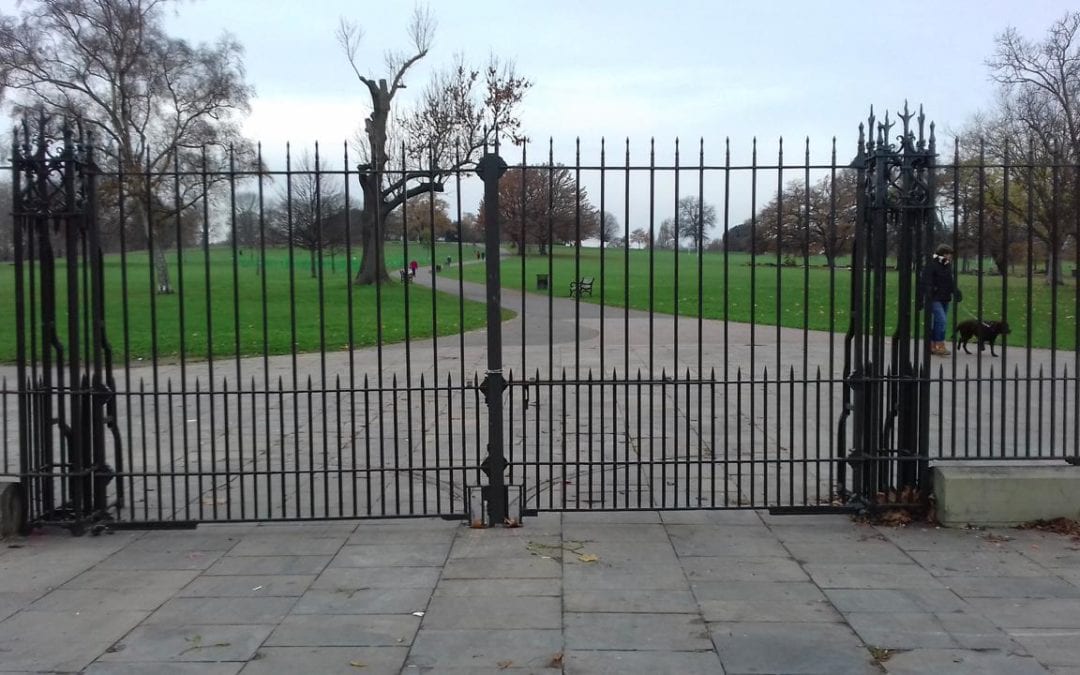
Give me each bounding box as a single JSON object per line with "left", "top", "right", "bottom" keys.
{"left": 97, "top": 623, "right": 274, "bottom": 663}
{"left": 908, "top": 550, "right": 1053, "bottom": 577}
{"left": 404, "top": 628, "right": 564, "bottom": 670}
{"left": 709, "top": 621, "right": 880, "bottom": 675}
{"left": 936, "top": 611, "right": 1029, "bottom": 652}
{"left": 84, "top": 663, "right": 244, "bottom": 674}
{"left": 311, "top": 565, "right": 443, "bottom": 590}
{"left": 945, "top": 575, "right": 1080, "bottom": 599}
{"left": 1007, "top": 629, "right": 1080, "bottom": 668}
{"left": 1, "top": 511, "right": 1079, "bottom": 673}
{"left": 564, "top": 650, "right": 726, "bottom": 674}
{"left": 239, "top": 646, "right": 409, "bottom": 674}
{"left": 177, "top": 574, "right": 314, "bottom": 597}
{"left": 29, "top": 587, "right": 175, "bottom": 613}
{"left": 564, "top": 612, "right": 712, "bottom": 651}
{"left": 264, "top": 613, "right": 421, "bottom": 647}
{"left": 95, "top": 548, "right": 227, "bottom": 571}
{"left": 823, "top": 588, "right": 970, "bottom": 614}
{"left": 290, "top": 587, "right": 432, "bottom": 614}
{"left": 423, "top": 595, "right": 561, "bottom": 629}
{"left": 441, "top": 556, "right": 561, "bottom": 579}
{"left": 967, "top": 598, "right": 1080, "bottom": 629}
{"left": 845, "top": 611, "right": 959, "bottom": 650}
{"left": 330, "top": 543, "right": 452, "bottom": 567}
{"left": 228, "top": 535, "right": 347, "bottom": 557}
{"left": 563, "top": 561, "right": 691, "bottom": 591}
{"left": 804, "top": 562, "right": 949, "bottom": 590}
{"left": 564, "top": 588, "right": 699, "bottom": 613}
{"left": 433, "top": 578, "right": 561, "bottom": 597}
{"left": 0, "top": 609, "right": 149, "bottom": 672}
{"left": 681, "top": 555, "right": 809, "bottom": 582}
{"left": 205, "top": 554, "right": 332, "bottom": 575}
{"left": 144, "top": 597, "right": 297, "bottom": 625}
{"left": 882, "top": 648, "right": 1050, "bottom": 675}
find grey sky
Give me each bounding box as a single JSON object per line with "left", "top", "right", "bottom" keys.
{"left": 153, "top": 0, "right": 1073, "bottom": 155}
{"left": 2, "top": 0, "right": 1075, "bottom": 232}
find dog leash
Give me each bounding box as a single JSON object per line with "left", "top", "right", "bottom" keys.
{"left": 956, "top": 304, "right": 991, "bottom": 327}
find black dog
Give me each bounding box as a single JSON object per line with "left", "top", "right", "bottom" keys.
{"left": 954, "top": 319, "right": 1011, "bottom": 356}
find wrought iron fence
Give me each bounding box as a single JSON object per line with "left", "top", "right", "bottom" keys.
{"left": 2, "top": 109, "right": 1078, "bottom": 532}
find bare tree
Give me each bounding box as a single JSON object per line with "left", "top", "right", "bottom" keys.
{"left": 740, "top": 172, "right": 856, "bottom": 265}
{"left": 232, "top": 191, "right": 262, "bottom": 250}
{"left": 629, "top": 227, "right": 651, "bottom": 249}
{"left": 973, "top": 11, "right": 1080, "bottom": 284}
{"left": 655, "top": 221, "right": 676, "bottom": 250}
{"left": 672, "top": 196, "right": 717, "bottom": 249}
{"left": 338, "top": 6, "right": 530, "bottom": 285}
{"left": 268, "top": 154, "right": 346, "bottom": 278}
{"left": 0, "top": 0, "right": 256, "bottom": 293}
{"left": 600, "top": 211, "right": 621, "bottom": 245}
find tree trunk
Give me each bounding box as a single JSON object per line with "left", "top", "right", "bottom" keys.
{"left": 353, "top": 210, "right": 390, "bottom": 285}
{"left": 133, "top": 205, "right": 173, "bottom": 294}
{"left": 1046, "top": 248, "right": 1065, "bottom": 285}
{"left": 152, "top": 244, "right": 173, "bottom": 294}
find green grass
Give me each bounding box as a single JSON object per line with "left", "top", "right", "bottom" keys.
{"left": 0, "top": 243, "right": 499, "bottom": 364}
{"left": 448, "top": 248, "right": 1078, "bottom": 351}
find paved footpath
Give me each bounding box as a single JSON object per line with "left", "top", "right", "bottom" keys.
{"left": 2, "top": 510, "right": 1080, "bottom": 674}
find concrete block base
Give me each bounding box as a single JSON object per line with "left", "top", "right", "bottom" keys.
{"left": 0, "top": 480, "right": 26, "bottom": 538}
{"left": 933, "top": 461, "right": 1080, "bottom": 528}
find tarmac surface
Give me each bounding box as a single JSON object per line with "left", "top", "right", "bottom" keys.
{"left": 2, "top": 510, "right": 1080, "bottom": 674}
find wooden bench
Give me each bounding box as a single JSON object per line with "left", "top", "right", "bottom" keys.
{"left": 569, "top": 276, "right": 594, "bottom": 297}
{"left": 399, "top": 269, "right": 413, "bottom": 283}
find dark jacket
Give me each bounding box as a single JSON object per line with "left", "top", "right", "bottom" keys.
{"left": 921, "top": 256, "right": 961, "bottom": 304}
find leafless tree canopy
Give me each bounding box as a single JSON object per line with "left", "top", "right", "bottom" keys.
{"left": 337, "top": 5, "right": 530, "bottom": 284}
{"left": 0, "top": 0, "right": 256, "bottom": 292}
{"left": 959, "top": 11, "right": 1080, "bottom": 283}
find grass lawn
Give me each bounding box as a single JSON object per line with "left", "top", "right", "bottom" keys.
{"left": 0, "top": 242, "right": 501, "bottom": 364}
{"left": 447, "top": 248, "right": 1079, "bottom": 351}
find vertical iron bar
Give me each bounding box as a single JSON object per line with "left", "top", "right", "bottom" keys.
{"left": 477, "top": 151, "right": 509, "bottom": 523}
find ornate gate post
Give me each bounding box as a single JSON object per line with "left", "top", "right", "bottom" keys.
{"left": 844, "top": 104, "right": 936, "bottom": 505}
{"left": 12, "top": 114, "right": 119, "bottom": 534}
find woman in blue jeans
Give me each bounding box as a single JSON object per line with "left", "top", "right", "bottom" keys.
{"left": 922, "top": 244, "right": 962, "bottom": 356}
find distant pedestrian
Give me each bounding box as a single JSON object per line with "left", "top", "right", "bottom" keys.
{"left": 921, "top": 244, "right": 962, "bottom": 356}
{"left": 409, "top": 259, "right": 418, "bottom": 277}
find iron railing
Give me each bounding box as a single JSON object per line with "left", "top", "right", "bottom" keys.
{"left": 3, "top": 110, "right": 1078, "bottom": 531}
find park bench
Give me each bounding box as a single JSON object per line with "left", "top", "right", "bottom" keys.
{"left": 399, "top": 269, "right": 413, "bottom": 283}
{"left": 569, "top": 276, "right": 594, "bottom": 297}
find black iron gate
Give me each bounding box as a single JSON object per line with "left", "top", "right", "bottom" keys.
{"left": 10, "top": 116, "right": 120, "bottom": 534}
{"left": 6, "top": 106, "right": 1076, "bottom": 532}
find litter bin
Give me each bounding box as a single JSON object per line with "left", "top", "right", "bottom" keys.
{"left": 536, "top": 273, "right": 549, "bottom": 290}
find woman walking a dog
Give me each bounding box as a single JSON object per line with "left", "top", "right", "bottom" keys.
{"left": 922, "top": 244, "right": 962, "bottom": 356}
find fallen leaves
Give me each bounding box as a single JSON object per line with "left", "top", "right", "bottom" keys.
{"left": 525, "top": 540, "right": 600, "bottom": 563}
{"left": 868, "top": 646, "right": 893, "bottom": 662}
{"left": 1018, "top": 517, "right": 1080, "bottom": 540}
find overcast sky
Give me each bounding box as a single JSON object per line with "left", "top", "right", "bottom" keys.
{"left": 2, "top": 0, "right": 1075, "bottom": 232}
{"left": 154, "top": 0, "right": 1072, "bottom": 156}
